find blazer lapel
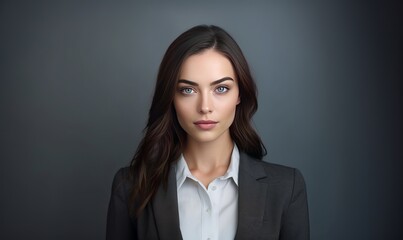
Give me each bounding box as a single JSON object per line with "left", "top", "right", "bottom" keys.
{"left": 235, "top": 152, "right": 268, "bottom": 240}
{"left": 151, "top": 166, "right": 183, "bottom": 240}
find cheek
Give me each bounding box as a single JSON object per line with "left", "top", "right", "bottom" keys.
{"left": 173, "top": 100, "right": 190, "bottom": 124}
{"left": 220, "top": 93, "right": 239, "bottom": 111}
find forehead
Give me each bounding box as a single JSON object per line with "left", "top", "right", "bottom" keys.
{"left": 179, "top": 49, "right": 236, "bottom": 82}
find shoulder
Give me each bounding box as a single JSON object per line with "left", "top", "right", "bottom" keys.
{"left": 249, "top": 159, "right": 310, "bottom": 239}
{"left": 110, "top": 167, "right": 132, "bottom": 196}
{"left": 112, "top": 167, "right": 131, "bottom": 183}
{"left": 106, "top": 167, "right": 138, "bottom": 239}
{"left": 261, "top": 161, "right": 304, "bottom": 181}
{"left": 241, "top": 152, "right": 306, "bottom": 185}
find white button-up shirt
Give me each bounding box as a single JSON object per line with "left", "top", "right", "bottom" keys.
{"left": 175, "top": 145, "right": 239, "bottom": 240}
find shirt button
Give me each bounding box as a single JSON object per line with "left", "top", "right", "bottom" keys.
{"left": 211, "top": 186, "right": 217, "bottom": 191}
{"left": 205, "top": 208, "right": 210, "bottom": 213}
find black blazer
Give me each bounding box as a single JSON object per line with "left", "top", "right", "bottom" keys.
{"left": 106, "top": 152, "right": 309, "bottom": 240}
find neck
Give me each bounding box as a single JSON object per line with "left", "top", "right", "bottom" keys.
{"left": 183, "top": 134, "right": 234, "bottom": 172}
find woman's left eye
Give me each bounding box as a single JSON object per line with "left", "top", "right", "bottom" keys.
{"left": 215, "top": 86, "right": 229, "bottom": 93}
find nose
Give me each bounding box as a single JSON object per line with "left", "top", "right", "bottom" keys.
{"left": 199, "top": 91, "right": 213, "bottom": 114}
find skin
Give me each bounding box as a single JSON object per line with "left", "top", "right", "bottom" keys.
{"left": 173, "top": 49, "right": 240, "bottom": 188}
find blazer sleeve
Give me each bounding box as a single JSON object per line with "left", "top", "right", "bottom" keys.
{"left": 106, "top": 168, "right": 137, "bottom": 240}
{"left": 280, "top": 168, "right": 310, "bottom": 240}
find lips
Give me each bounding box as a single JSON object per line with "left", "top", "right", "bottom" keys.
{"left": 194, "top": 120, "right": 218, "bottom": 130}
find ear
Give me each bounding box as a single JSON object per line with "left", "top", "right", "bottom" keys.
{"left": 236, "top": 96, "right": 241, "bottom": 105}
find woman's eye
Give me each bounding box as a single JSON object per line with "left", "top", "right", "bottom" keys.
{"left": 180, "top": 87, "right": 195, "bottom": 94}
{"left": 215, "top": 86, "right": 229, "bottom": 93}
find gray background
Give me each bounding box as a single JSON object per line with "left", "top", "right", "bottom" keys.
{"left": 1, "top": 1, "right": 402, "bottom": 239}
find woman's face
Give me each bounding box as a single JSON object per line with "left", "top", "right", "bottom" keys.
{"left": 173, "top": 49, "right": 240, "bottom": 144}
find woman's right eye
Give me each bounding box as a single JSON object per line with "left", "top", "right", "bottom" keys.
{"left": 180, "top": 87, "right": 195, "bottom": 95}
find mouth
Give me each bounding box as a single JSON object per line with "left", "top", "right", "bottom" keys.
{"left": 194, "top": 120, "right": 218, "bottom": 130}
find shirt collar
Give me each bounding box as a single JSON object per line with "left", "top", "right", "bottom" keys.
{"left": 222, "top": 144, "right": 239, "bottom": 185}
{"left": 175, "top": 144, "right": 240, "bottom": 189}
{"left": 175, "top": 153, "right": 192, "bottom": 189}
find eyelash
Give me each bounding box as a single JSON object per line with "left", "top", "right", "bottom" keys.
{"left": 215, "top": 86, "right": 229, "bottom": 94}
{"left": 179, "top": 87, "right": 196, "bottom": 95}
{"left": 178, "top": 86, "right": 230, "bottom": 95}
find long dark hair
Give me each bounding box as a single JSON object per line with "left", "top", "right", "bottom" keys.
{"left": 129, "top": 25, "right": 266, "bottom": 216}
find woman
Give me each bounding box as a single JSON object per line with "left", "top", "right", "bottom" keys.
{"left": 106, "top": 25, "right": 309, "bottom": 240}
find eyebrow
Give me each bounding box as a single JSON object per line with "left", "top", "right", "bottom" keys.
{"left": 177, "top": 77, "right": 234, "bottom": 86}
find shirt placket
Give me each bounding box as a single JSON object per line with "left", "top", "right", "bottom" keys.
{"left": 197, "top": 182, "right": 211, "bottom": 240}
{"left": 200, "top": 179, "right": 222, "bottom": 240}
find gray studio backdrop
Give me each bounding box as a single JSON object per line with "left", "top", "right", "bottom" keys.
{"left": 1, "top": 1, "right": 402, "bottom": 240}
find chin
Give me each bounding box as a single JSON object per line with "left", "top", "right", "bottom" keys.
{"left": 187, "top": 131, "right": 229, "bottom": 144}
